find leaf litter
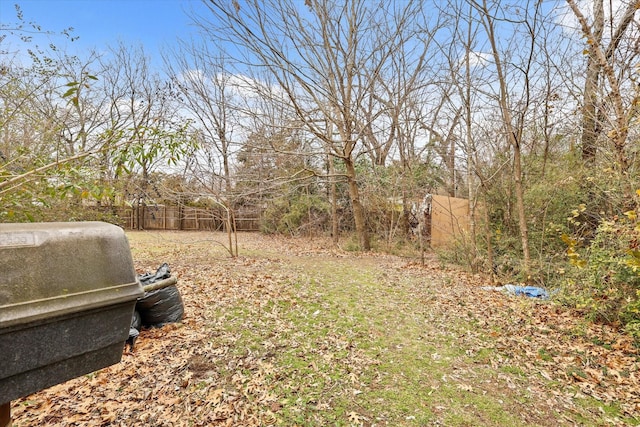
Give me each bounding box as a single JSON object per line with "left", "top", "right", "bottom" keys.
{"left": 10, "top": 231, "right": 640, "bottom": 426}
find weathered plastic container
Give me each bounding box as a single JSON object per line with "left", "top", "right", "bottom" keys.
{"left": 0, "top": 222, "right": 143, "bottom": 404}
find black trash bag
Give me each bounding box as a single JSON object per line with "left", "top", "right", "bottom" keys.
{"left": 124, "top": 309, "right": 142, "bottom": 351}
{"left": 138, "top": 262, "right": 171, "bottom": 286}
{"left": 126, "top": 327, "right": 140, "bottom": 352}
{"left": 131, "top": 309, "right": 142, "bottom": 330}
{"left": 136, "top": 263, "right": 184, "bottom": 327}
{"left": 137, "top": 284, "right": 184, "bottom": 327}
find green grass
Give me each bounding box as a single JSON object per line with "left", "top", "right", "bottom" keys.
{"left": 122, "top": 232, "right": 638, "bottom": 426}
{"left": 198, "top": 255, "right": 543, "bottom": 425}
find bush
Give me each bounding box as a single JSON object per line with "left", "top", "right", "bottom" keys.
{"left": 260, "top": 194, "right": 330, "bottom": 236}
{"left": 559, "top": 205, "right": 640, "bottom": 341}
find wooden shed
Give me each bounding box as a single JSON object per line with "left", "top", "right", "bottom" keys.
{"left": 425, "top": 194, "right": 470, "bottom": 248}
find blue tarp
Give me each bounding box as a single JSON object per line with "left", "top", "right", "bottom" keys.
{"left": 482, "top": 284, "right": 550, "bottom": 299}
{"left": 503, "top": 284, "right": 549, "bottom": 299}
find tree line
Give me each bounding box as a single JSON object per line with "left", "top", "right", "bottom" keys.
{"left": 1, "top": 0, "right": 640, "bottom": 338}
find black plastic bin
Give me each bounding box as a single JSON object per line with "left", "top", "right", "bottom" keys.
{"left": 0, "top": 222, "right": 143, "bottom": 404}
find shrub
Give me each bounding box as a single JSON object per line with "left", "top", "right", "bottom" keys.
{"left": 260, "top": 194, "right": 330, "bottom": 236}
{"left": 560, "top": 202, "right": 640, "bottom": 342}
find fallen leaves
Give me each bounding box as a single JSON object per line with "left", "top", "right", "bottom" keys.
{"left": 8, "top": 232, "right": 640, "bottom": 426}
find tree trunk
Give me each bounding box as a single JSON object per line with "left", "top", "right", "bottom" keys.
{"left": 475, "top": 0, "right": 531, "bottom": 275}
{"left": 344, "top": 157, "right": 370, "bottom": 251}
{"left": 329, "top": 156, "right": 339, "bottom": 245}
{"left": 512, "top": 144, "right": 531, "bottom": 278}
{"left": 580, "top": 0, "right": 603, "bottom": 163}
{"left": 484, "top": 203, "right": 494, "bottom": 283}
{"left": 568, "top": 0, "right": 637, "bottom": 173}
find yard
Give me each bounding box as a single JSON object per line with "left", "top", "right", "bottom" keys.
{"left": 11, "top": 231, "right": 640, "bottom": 426}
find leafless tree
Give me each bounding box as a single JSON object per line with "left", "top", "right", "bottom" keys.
{"left": 165, "top": 42, "right": 239, "bottom": 194}
{"left": 192, "top": 0, "right": 435, "bottom": 251}
{"left": 566, "top": 0, "right": 640, "bottom": 172}
{"left": 100, "top": 42, "right": 189, "bottom": 198}
{"left": 467, "top": 0, "right": 555, "bottom": 276}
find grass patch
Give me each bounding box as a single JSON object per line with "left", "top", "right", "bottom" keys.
{"left": 198, "top": 252, "right": 551, "bottom": 425}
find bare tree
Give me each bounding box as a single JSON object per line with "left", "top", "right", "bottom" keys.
{"left": 101, "top": 43, "right": 191, "bottom": 198}
{"left": 579, "top": 0, "right": 604, "bottom": 164}
{"left": 357, "top": 15, "right": 443, "bottom": 169}
{"left": 166, "top": 43, "right": 239, "bottom": 194}
{"left": 192, "top": 0, "right": 432, "bottom": 251}
{"left": 468, "top": 0, "right": 552, "bottom": 276}
{"left": 566, "top": 0, "right": 640, "bottom": 172}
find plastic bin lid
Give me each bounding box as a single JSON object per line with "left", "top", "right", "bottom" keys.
{"left": 0, "top": 222, "right": 143, "bottom": 328}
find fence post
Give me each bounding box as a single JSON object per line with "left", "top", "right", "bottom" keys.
{"left": 163, "top": 206, "right": 166, "bottom": 230}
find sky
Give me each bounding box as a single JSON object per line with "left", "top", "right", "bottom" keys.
{"left": 0, "top": 0, "right": 207, "bottom": 69}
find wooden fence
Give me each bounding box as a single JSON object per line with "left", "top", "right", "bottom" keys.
{"left": 115, "top": 206, "right": 261, "bottom": 232}
{"left": 112, "top": 198, "right": 469, "bottom": 247}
